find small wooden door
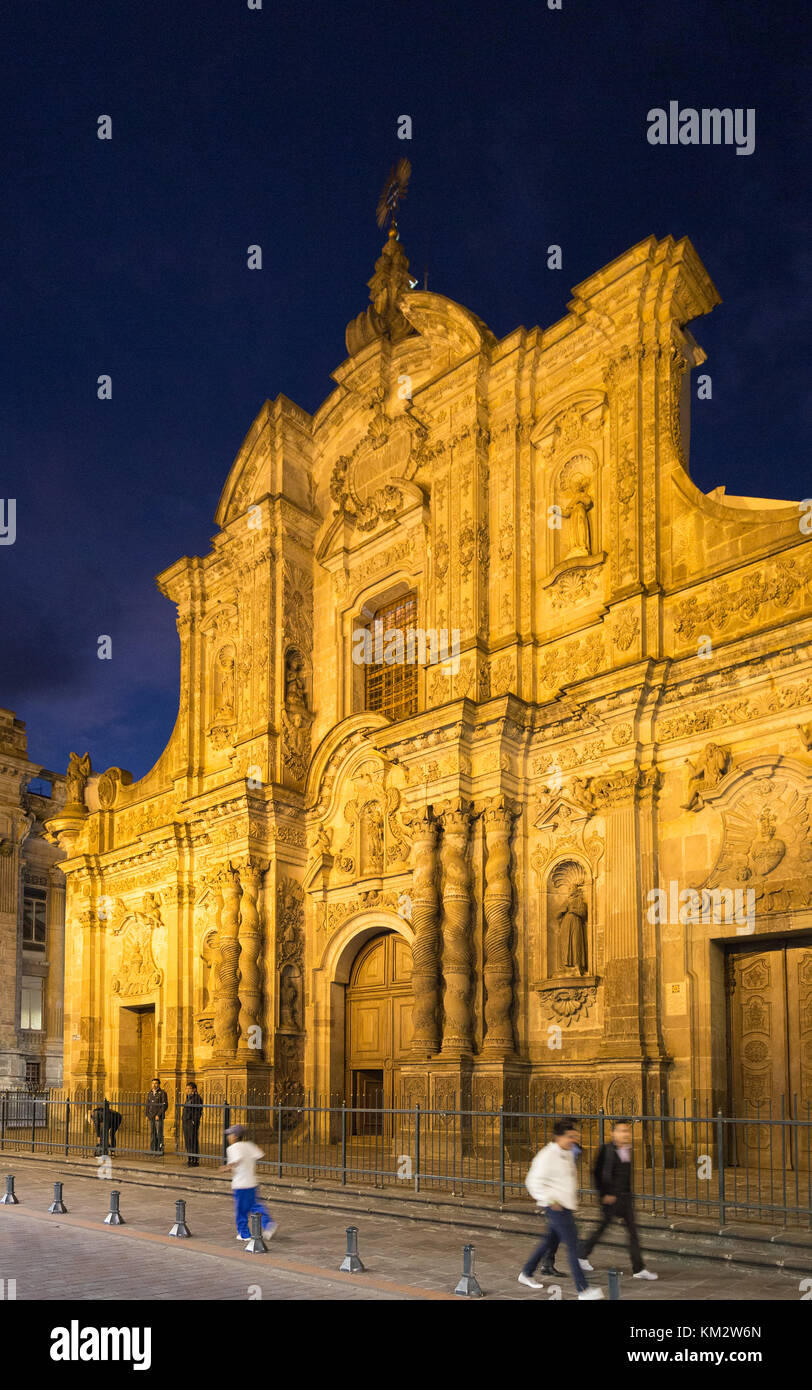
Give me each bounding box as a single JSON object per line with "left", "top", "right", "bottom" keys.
{"left": 138, "top": 1009, "right": 155, "bottom": 1094}
{"left": 345, "top": 933, "right": 414, "bottom": 1121}
{"left": 728, "top": 940, "right": 812, "bottom": 1166}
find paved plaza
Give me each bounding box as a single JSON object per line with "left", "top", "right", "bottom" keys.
{"left": 0, "top": 1159, "right": 807, "bottom": 1301}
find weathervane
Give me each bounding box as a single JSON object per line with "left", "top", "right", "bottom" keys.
{"left": 376, "top": 158, "right": 412, "bottom": 234}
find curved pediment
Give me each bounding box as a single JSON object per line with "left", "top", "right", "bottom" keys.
{"left": 398, "top": 291, "right": 496, "bottom": 361}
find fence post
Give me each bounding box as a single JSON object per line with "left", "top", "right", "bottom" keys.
{"left": 414, "top": 1103, "right": 420, "bottom": 1194}
{"left": 0, "top": 1093, "right": 6, "bottom": 1151}
{"left": 498, "top": 1106, "right": 505, "bottom": 1207}
{"left": 64, "top": 1097, "right": 70, "bottom": 1158}
{"left": 276, "top": 1101, "right": 283, "bottom": 1178}
{"left": 222, "top": 1103, "right": 230, "bottom": 1163}
{"left": 598, "top": 1107, "right": 605, "bottom": 1148}
{"left": 341, "top": 1101, "right": 347, "bottom": 1186}
{"left": 716, "top": 1109, "right": 726, "bottom": 1228}
{"left": 31, "top": 1095, "right": 37, "bottom": 1153}
{"left": 102, "top": 1097, "right": 110, "bottom": 1157}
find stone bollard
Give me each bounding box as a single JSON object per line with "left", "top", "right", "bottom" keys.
{"left": 608, "top": 1268, "right": 621, "bottom": 1300}
{"left": 244, "top": 1212, "right": 267, "bottom": 1254}
{"left": 454, "top": 1244, "right": 483, "bottom": 1298}
{"left": 104, "top": 1190, "right": 125, "bottom": 1225}
{"left": 48, "top": 1182, "right": 67, "bottom": 1214}
{"left": 169, "top": 1198, "right": 191, "bottom": 1238}
{"left": 339, "top": 1225, "right": 365, "bottom": 1273}
{"left": 0, "top": 1175, "right": 19, "bottom": 1205}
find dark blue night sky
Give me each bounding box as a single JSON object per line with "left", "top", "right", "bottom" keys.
{"left": 2, "top": 0, "right": 809, "bottom": 781}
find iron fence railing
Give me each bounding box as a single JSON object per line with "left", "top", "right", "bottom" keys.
{"left": 1, "top": 1089, "right": 810, "bottom": 1230}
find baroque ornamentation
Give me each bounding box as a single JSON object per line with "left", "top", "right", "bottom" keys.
{"left": 673, "top": 556, "right": 812, "bottom": 644}
{"left": 438, "top": 798, "right": 474, "bottom": 1054}
{"left": 482, "top": 795, "right": 518, "bottom": 1054}
{"left": 409, "top": 811, "right": 441, "bottom": 1057}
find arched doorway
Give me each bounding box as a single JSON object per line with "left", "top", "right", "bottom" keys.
{"left": 345, "top": 931, "right": 414, "bottom": 1126}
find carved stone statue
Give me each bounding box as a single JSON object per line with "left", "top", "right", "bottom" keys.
{"left": 683, "top": 743, "right": 731, "bottom": 811}
{"left": 280, "top": 967, "right": 302, "bottom": 1030}
{"left": 213, "top": 645, "right": 236, "bottom": 721}
{"left": 558, "top": 882, "right": 589, "bottom": 975}
{"left": 285, "top": 649, "right": 307, "bottom": 709}
{"left": 560, "top": 481, "right": 594, "bottom": 559}
{"left": 65, "top": 752, "right": 91, "bottom": 809}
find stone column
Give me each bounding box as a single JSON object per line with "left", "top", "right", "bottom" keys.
{"left": 44, "top": 866, "right": 66, "bottom": 1086}
{"left": 237, "top": 860, "right": 265, "bottom": 1059}
{"left": 213, "top": 864, "right": 241, "bottom": 1060}
{"left": 439, "top": 798, "right": 474, "bottom": 1057}
{"left": 482, "top": 794, "right": 517, "bottom": 1056}
{"left": 409, "top": 811, "right": 441, "bottom": 1059}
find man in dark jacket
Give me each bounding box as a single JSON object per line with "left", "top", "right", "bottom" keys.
{"left": 145, "top": 1077, "right": 169, "bottom": 1154}
{"left": 88, "top": 1102, "right": 122, "bottom": 1155}
{"left": 578, "top": 1120, "right": 658, "bottom": 1280}
{"left": 181, "top": 1082, "right": 203, "bottom": 1166}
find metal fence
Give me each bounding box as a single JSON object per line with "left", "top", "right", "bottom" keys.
{"left": 1, "top": 1089, "right": 810, "bottom": 1230}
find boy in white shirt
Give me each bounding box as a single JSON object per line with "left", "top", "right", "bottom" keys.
{"left": 519, "top": 1118, "right": 603, "bottom": 1299}
{"left": 221, "top": 1124, "right": 277, "bottom": 1241}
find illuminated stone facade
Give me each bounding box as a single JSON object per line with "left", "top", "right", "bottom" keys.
{"left": 49, "top": 231, "right": 812, "bottom": 1125}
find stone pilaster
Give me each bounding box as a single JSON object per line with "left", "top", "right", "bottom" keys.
{"left": 236, "top": 860, "right": 265, "bottom": 1059}
{"left": 213, "top": 864, "right": 241, "bottom": 1060}
{"left": 439, "top": 798, "right": 474, "bottom": 1058}
{"left": 409, "top": 811, "right": 441, "bottom": 1058}
{"left": 482, "top": 794, "right": 517, "bottom": 1056}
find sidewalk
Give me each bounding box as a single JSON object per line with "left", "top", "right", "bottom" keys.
{"left": 0, "top": 1158, "right": 806, "bottom": 1300}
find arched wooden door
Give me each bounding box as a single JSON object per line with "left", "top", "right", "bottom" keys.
{"left": 345, "top": 932, "right": 414, "bottom": 1127}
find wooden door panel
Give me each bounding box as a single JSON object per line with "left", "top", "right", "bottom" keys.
{"left": 786, "top": 945, "right": 812, "bottom": 1168}
{"left": 349, "top": 1000, "right": 385, "bottom": 1059}
{"left": 138, "top": 1010, "right": 155, "bottom": 1094}
{"left": 393, "top": 996, "right": 414, "bottom": 1059}
{"left": 729, "top": 948, "right": 786, "bottom": 1159}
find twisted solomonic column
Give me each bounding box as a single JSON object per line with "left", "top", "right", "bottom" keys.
{"left": 482, "top": 794, "right": 518, "bottom": 1055}
{"left": 236, "top": 860, "right": 267, "bottom": 1058}
{"left": 439, "top": 798, "right": 474, "bottom": 1056}
{"left": 409, "top": 811, "right": 441, "bottom": 1058}
{"left": 214, "top": 863, "right": 242, "bottom": 1059}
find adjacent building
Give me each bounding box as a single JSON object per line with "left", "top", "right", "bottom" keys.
{"left": 0, "top": 709, "right": 65, "bottom": 1089}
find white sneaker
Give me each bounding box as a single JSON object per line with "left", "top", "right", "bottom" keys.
{"left": 578, "top": 1287, "right": 605, "bottom": 1300}
{"left": 633, "top": 1269, "right": 658, "bottom": 1280}
{"left": 262, "top": 1221, "right": 277, "bottom": 1239}
{"left": 579, "top": 1258, "right": 594, "bottom": 1272}
{"left": 236, "top": 1234, "right": 249, "bottom": 1241}
{"left": 518, "top": 1273, "right": 544, "bottom": 1290}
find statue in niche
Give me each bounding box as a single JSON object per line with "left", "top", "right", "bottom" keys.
{"left": 360, "top": 801, "right": 384, "bottom": 874}
{"left": 213, "top": 644, "right": 236, "bottom": 722}
{"left": 280, "top": 966, "right": 302, "bottom": 1030}
{"left": 560, "top": 478, "right": 594, "bottom": 559}
{"left": 558, "top": 882, "right": 589, "bottom": 975}
{"left": 65, "top": 752, "right": 92, "bottom": 809}
{"left": 285, "top": 648, "right": 307, "bottom": 709}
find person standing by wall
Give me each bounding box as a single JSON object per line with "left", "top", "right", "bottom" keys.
{"left": 518, "top": 1117, "right": 604, "bottom": 1300}
{"left": 181, "top": 1081, "right": 203, "bottom": 1166}
{"left": 145, "top": 1077, "right": 168, "bottom": 1154}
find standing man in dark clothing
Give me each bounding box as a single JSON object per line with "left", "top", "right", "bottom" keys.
{"left": 578, "top": 1120, "right": 658, "bottom": 1281}
{"left": 181, "top": 1082, "right": 203, "bottom": 1166}
{"left": 145, "top": 1077, "right": 168, "bottom": 1154}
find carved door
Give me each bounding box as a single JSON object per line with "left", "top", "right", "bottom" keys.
{"left": 138, "top": 1008, "right": 155, "bottom": 1094}
{"left": 345, "top": 932, "right": 414, "bottom": 1128}
{"left": 727, "top": 941, "right": 812, "bottom": 1167}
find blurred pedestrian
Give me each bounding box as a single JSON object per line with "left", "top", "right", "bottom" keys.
{"left": 145, "top": 1077, "right": 168, "bottom": 1154}
{"left": 220, "top": 1124, "right": 276, "bottom": 1241}
{"left": 87, "top": 1101, "right": 122, "bottom": 1155}
{"left": 182, "top": 1082, "right": 203, "bottom": 1166}
{"left": 579, "top": 1119, "right": 658, "bottom": 1281}
{"left": 519, "top": 1117, "right": 603, "bottom": 1300}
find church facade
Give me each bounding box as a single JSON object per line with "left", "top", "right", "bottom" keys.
{"left": 48, "top": 226, "right": 812, "bottom": 1138}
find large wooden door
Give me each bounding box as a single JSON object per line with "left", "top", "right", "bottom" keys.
{"left": 345, "top": 933, "right": 414, "bottom": 1119}
{"left": 727, "top": 940, "right": 812, "bottom": 1166}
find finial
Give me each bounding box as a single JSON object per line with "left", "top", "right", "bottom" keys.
{"left": 376, "top": 158, "right": 411, "bottom": 236}
{"left": 345, "top": 160, "right": 416, "bottom": 356}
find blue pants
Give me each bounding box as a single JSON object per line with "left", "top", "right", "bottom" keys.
{"left": 522, "top": 1206, "right": 587, "bottom": 1292}
{"left": 233, "top": 1186, "right": 272, "bottom": 1238}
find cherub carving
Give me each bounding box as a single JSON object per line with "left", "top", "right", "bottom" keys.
{"left": 683, "top": 743, "right": 731, "bottom": 811}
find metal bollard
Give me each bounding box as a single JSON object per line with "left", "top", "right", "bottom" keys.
{"left": 169, "top": 1198, "right": 191, "bottom": 1238}
{"left": 48, "top": 1181, "right": 67, "bottom": 1214}
{"left": 0, "top": 1175, "right": 19, "bottom": 1205}
{"left": 244, "top": 1211, "right": 267, "bottom": 1254}
{"left": 608, "top": 1268, "right": 621, "bottom": 1300}
{"left": 339, "top": 1225, "right": 365, "bottom": 1273}
{"left": 454, "top": 1243, "right": 483, "bottom": 1298}
{"left": 104, "top": 1190, "right": 125, "bottom": 1225}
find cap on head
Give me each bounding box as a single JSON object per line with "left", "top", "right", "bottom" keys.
{"left": 225, "top": 1124, "right": 246, "bottom": 1138}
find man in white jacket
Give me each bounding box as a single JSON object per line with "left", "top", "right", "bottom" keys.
{"left": 519, "top": 1118, "right": 604, "bottom": 1299}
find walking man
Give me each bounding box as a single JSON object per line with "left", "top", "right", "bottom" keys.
{"left": 145, "top": 1077, "right": 168, "bottom": 1154}
{"left": 519, "top": 1118, "right": 603, "bottom": 1299}
{"left": 181, "top": 1082, "right": 203, "bottom": 1166}
{"left": 221, "top": 1124, "right": 277, "bottom": 1242}
{"left": 579, "top": 1119, "right": 658, "bottom": 1281}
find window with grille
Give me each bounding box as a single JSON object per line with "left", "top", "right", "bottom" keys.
{"left": 25, "top": 1060, "right": 41, "bottom": 1088}
{"left": 22, "top": 888, "right": 47, "bottom": 950}
{"left": 20, "top": 976, "right": 44, "bottom": 1030}
{"left": 364, "top": 592, "right": 419, "bottom": 720}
